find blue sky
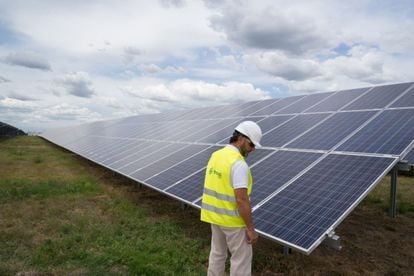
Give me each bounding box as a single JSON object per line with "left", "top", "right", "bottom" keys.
{"left": 0, "top": 0, "right": 413, "bottom": 132}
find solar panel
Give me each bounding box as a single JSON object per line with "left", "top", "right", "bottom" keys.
{"left": 389, "top": 85, "right": 414, "bottom": 108}
{"left": 245, "top": 148, "right": 274, "bottom": 166}
{"left": 250, "top": 150, "right": 322, "bottom": 206}
{"left": 337, "top": 109, "right": 414, "bottom": 155}
{"left": 117, "top": 142, "right": 182, "bottom": 174}
{"left": 253, "top": 154, "right": 397, "bottom": 253}
{"left": 256, "top": 115, "right": 294, "bottom": 133}
{"left": 197, "top": 121, "right": 243, "bottom": 144}
{"left": 343, "top": 82, "right": 413, "bottom": 111}
{"left": 92, "top": 138, "right": 143, "bottom": 163}
{"left": 166, "top": 170, "right": 206, "bottom": 204}
{"left": 201, "top": 117, "right": 263, "bottom": 144}
{"left": 102, "top": 140, "right": 153, "bottom": 166}
{"left": 250, "top": 95, "right": 305, "bottom": 116}
{"left": 130, "top": 144, "right": 210, "bottom": 181}
{"left": 236, "top": 99, "right": 279, "bottom": 116}
{"left": 286, "top": 111, "right": 377, "bottom": 150}
{"left": 275, "top": 92, "right": 333, "bottom": 114}
{"left": 305, "top": 87, "right": 369, "bottom": 113}
{"left": 108, "top": 141, "right": 167, "bottom": 169}
{"left": 146, "top": 146, "right": 220, "bottom": 190}
{"left": 41, "top": 81, "right": 413, "bottom": 255}
{"left": 402, "top": 148, "right": 414, "bottom": 165}
{"left": 181, "top": 118, "right": 238, "bottom": 142}
{"left": 261, "top": 113, "right": 331, "bottom": 147}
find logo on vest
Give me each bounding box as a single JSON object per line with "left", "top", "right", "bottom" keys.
{"left": 208, "top": 167, "right": 222, "bottom": 178}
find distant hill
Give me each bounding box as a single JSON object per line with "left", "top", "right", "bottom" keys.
{"left": 0, "top": 121, "right": 26, "bottom": 137}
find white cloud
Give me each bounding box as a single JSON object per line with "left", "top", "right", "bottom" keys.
{"left": 0, "top": 97, "right": 36, "bottom": 110}
{"left": 122, "top": 79, "right": 270, "bottom": 108}
{"left": 159, "top": 0, "right": 186, "bottom": 8}
{"left": 0, "top": 1, "right": 222, "bottom": 55}
{"left": 34, "top": 103, "right": 101, "bottom": 121}
{"left": 245, "top": 52, "right": 322, "bottom": 81}
{"left": 2, "top": 52, "right": 51, "bottom": 71}
{"left": 7, "top": 92, "right": 38, "bottom": 101}
{"left": 0, "top": 76, "right": 11, "bottom": 83}
{"left": 208, "top": 0, "right": 336, "bottom": 55}
{"left": 324, "top": 46, "right": 393, "bottom": 84}
{"left": 56, "top": 72, "right": 95, "bottom": 98}
{"left": 139, "top": 63, "right": 187, "bottom": 74}
{"left": 140, "top": 64, "right": 163, "bottom": 74}
{"left": 217, "top": 55, "right": 241, "bottom": 69}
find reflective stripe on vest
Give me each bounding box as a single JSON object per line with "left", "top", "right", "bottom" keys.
{"left": 200, "top": 147, "right": 253, "bottom": 227}
{"left": 203, "top": 187, "right": 236, "bottom": 203}
{"left": 201, "top": 202, "right": 239, "bottom": 217}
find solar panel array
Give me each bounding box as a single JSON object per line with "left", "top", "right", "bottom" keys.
{"left": 41, "top": 82, "right": 414, "bottom": 254}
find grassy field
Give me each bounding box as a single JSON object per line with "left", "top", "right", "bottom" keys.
{"left": 0, "top": 136, "right": 413, "bottom": 275}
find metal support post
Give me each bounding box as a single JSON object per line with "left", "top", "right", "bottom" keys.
{"left": 282, "top": 246, "right": 292, "bottom": 255}
{"left": 389, "top": 167, "right": 398, "bottom": 218}
{"left": 181, "top": 202, "right": 188, "bottom": 210}
{"left": 323, "top": 230, "right": 342, "bottom": 251}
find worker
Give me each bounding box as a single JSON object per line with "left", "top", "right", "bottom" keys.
{"left": 201, "top": 120, "right": 262, "bottom": 276}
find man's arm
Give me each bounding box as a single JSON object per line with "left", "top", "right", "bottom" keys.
{"left": 234, "top": 188, "right": 259, "bottom": 245}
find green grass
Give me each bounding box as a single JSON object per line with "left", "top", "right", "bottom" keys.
{"left": 363, "top": 175, "right": 414, "bottom": 214}
{"left": 0, "top": 178, "right": 101, "bottom": 201}
{"left": 0, "top": 136, "right": 208, "bottom": 275}
{"left": 1, "top": 136, "right": 413, "bottom": 275}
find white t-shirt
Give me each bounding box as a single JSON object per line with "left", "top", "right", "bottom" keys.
{"left": 226, "top": 144, "right": 249, "bottom": 189}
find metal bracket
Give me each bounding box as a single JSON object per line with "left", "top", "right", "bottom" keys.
{"left": 282, "top": 246, "right": 292, "bottom": 255}
{"left": 397, "top": 160, "right": 410, "bottom": 172}
{"left": 323, "top": 231, "right": 342, "bottom": 251}
{"left": 389, "top": 166, "right": 398, "bottom": 218}
{"left": 181, "top": 202, "right": 189, "bottom": 210}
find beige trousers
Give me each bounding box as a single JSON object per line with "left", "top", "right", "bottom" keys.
{"left": 207, "top": 224, "right": 252, "bottom": 276}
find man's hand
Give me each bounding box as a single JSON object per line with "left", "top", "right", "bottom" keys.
{"left": 235, "top": 188, "right": 258, "bottom": 245}
{"left": 246, "top": 228, "right": 259, "bottom": 245}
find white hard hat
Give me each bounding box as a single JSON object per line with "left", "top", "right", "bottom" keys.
{"left": 235, "top": 121, "right": 262, "bottom": 147}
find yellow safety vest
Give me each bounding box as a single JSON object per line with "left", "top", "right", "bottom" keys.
{"left": 200, "top": 146, "right": 253, "bottom": 227}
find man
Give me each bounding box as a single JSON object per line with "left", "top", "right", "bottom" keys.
{"left": 201, "top": 121, "right": 263, "bottom": 276}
